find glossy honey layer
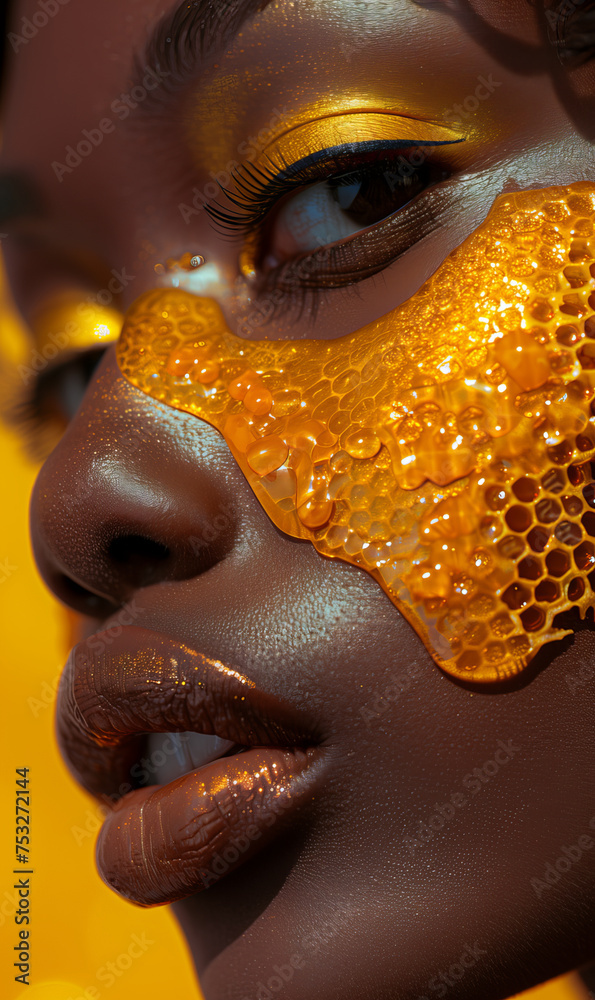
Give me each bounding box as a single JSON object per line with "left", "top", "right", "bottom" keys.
{"left": 117, "top": 183, "right": 595, "bottom": 683}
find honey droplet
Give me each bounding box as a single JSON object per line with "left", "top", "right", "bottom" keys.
{"left": 244, "top": 384, "right": 273, "bottom": 415}
{"left": 246, "top": 436, "right": 289, "bottom": 476}
{"left": 297, "top": 498, "right": 335, "bottom": 529}
{"left": 195, "top": 359, "right": 220, "bottom": 383}
{"left": 344, "top": 428, "right": 381, "bottom": 460}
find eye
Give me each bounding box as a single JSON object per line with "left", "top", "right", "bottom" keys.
{"left": 206, "top": 137, "right": 464, "bottom": 330}
{"left": 9, "top": 349, "right": 107, "bottom": 460}
{"left": 262, "top": 161, "right": 432, "bottom": 268}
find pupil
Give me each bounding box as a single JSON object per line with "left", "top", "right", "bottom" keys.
{"left": 331, "top": 166, "right": 424, "bottom": 228}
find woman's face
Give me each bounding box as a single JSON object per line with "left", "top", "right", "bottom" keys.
{"left": 4, "top": 1, "right": 595, "bottom": 997}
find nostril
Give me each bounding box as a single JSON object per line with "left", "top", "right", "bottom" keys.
{"left": 107, "top": 534, "right": 170, "bottom": 586}
{"left": 108, "top": 534, "right": 170, "bottom": 564}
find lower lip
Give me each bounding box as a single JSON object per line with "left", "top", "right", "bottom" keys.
{"left": 95, "top": 744, "right": 322, "bottom": 907}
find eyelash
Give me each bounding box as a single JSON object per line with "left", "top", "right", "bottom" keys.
{"left": 207, "top": 140, "right": 456, "bottom": 235}
{"left": 205, "top": 140, "right": 459, "bottom": 323}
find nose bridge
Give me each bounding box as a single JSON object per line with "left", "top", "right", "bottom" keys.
{"left": 30, "top": 348, "right": 240, "bottom": 615}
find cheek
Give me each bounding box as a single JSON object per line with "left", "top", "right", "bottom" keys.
{"left": 116, "top": 182, "right": 595, "bottom": 686}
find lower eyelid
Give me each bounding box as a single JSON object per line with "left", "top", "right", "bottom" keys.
{"left": 257, "top": 176, "right": 461, "bottom": 295}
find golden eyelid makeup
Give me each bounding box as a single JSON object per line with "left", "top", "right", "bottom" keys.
{"left": 186, "top": 106, "right": 469, "bottom": 194}
{"left": 117, "top": 182, "right": 595, "bottom": 684}
{"left": 253, "top": 112, "right": 465, "bottom": 163}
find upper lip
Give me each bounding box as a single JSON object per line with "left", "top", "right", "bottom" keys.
{"left": 57, "top": 623, "right": 323, "bottom": 802}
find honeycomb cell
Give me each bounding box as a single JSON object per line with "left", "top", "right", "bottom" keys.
{"left": 535, "top": 498, "right": 562, "bottom": 524}
{"left": 547, "top": 440, "right": 574, "bottom": 465}
{"left": 490, "top": 612, "right": 515, "bottom": 636}
{"left": 483, "top": 641, "right": 506, "bottom": 664}
{"left": 457, "top": 651, "right": 481, "bottom": 672}
{"left": 574, "top": 540, "right": 595, "bottom": 570}
{"left": 527, "top": 526, "right": 550, "bottom": 553}
{"left": 517, "top": 556, "right": 543, "bottom": 580}
{"left": 502, "top": 583, "right": 532, "bottom": 611}
{"left": 577, "top": 433, "right": 595, "bottom": 452}
{"left": 554, "top": 521, "right": 582, "bottom": 545}
{"left": 578, "top": 343, "right": 595, "bottom": 369}
{"left": 535, "top": 578, "right": 560, "bottom": 603}
{"left": 512, "top": 477, "right": 539, "bottom": 502}
{"left": 568, "top": 463, "right": 588, "bottom": 486}
{"left": 498, "top": 535, "right": 526, "bottom": 560}
{"left": 485, "top": 485, "right": 508, "bottom": 510}
{"left": 520, "top": 606, "right": 546, "bottom": 632}
{"left": 116, "top": 182, "right": 595, "bottom": 684}
{"left": 542, "top": 468, "right": 566, "bottom": 494}
{"left": 480, "top": 516, "right": 503, "bottom": 542}
{"left": 505, "top": 506, "right": 532, "bottom": 532}
{"left": 562, "top": 494, "right": 583, "bottom": 516}
{"left": 568, "top": 577, "right": 586, "bottom": 601}
{"left": 546, "top": 550, "right": 571, "bottom": 577}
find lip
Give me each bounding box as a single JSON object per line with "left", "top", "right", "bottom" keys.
{"left": 56, "top": 625, "right": 326, "bottom": 906}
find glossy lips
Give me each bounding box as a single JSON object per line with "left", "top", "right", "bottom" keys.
{"left": 56, "top": 626, "right": 324, "bottom": 906}
{"left": 116, "top": 182, "right": 595, "bottom": 683}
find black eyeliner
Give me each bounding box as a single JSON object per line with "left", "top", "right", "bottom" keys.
{"left": 205, "top": 138, "right": 464, "bottom": 236}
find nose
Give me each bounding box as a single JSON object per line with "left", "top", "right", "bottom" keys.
{"left": 30, "top": 348, "right": 241, "bottom": 616}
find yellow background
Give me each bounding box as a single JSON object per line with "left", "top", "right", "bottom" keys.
{"left": 0, "top": 278, "right": 589, "bottom": 999}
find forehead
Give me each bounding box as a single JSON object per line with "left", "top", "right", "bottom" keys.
{"left": 3, "top": 0, "right": 543, "bottom": 146}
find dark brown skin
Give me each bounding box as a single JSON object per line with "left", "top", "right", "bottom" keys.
{"left": 4, "top": 0, "right": 595, "bottom": 997}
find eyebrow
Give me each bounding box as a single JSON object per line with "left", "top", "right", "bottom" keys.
{"left": 133, "top": 0, "right": 275, "bottom": 113}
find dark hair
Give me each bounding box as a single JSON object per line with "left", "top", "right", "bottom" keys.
{"left": 0, "top": 1, "right": 11, "bottom": 91}
{"left": 545, "top": 0, "right": 595, "bottom": 66}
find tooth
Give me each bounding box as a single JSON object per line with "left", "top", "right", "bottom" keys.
{"left": 145, "top": 732, "right": 237, "bottom": 785}
{"left": 169, "top": 732, "right": 190, "bottom": 770}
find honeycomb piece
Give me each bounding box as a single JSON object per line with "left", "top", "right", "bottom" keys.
{"left": 116, "top": 182, "right": 595, "bottom": 683}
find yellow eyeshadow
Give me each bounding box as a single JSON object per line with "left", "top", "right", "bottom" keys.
{"left": 256, "top": 111, "right": 465, "bottom": 167}
{"left": 117, "top": 182, "right": 595, "bottom": 684}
